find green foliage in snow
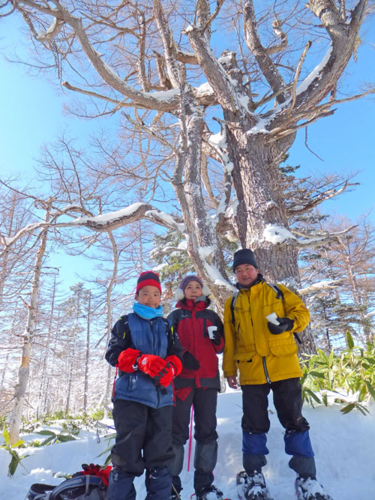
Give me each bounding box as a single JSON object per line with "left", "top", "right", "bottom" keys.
{"left": 301, "top": 332, "right": 375, "bottom": 415}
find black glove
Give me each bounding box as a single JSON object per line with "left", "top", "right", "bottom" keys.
{"left": 182, "top": 351, "right": 200, "bottom": 371}
{"left": 209, "top": 328, "right": 222, "bottom": 346}
{"left": 267, "top": 317, "right": 294, "bottom": 335}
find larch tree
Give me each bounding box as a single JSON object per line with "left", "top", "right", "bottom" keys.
{"left": 1, "top": 0, "right": 373, "bottom": 315}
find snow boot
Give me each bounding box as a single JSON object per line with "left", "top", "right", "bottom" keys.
{"left": 195, "top": 484, "right": 224, "bottom": 499}
{"left": 295, "top": 477, "right": 332, "bottom": 500}
{"left": 236, "top": 471, "right": 273, "bottom": 500}
{"left": 107, "top": 468, "right": 136, "bottom": 500}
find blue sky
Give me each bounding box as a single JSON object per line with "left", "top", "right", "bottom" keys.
{"left": 1, "top": 12, "right": 374, "bottom": 288}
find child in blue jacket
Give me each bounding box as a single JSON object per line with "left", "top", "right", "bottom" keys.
{"left": 105, "top": 271, "right": 183, "bottom": 500}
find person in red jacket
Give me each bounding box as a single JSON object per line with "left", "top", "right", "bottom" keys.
{"left": 167, "top": 275, "right": 224, "bottom": 500}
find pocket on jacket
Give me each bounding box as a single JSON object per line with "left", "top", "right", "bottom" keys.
{"left": 235, "top": 345, "right": 256, "bottom": 362}
{"left": 269, "top": 337, "right": 298, "bottom": 357}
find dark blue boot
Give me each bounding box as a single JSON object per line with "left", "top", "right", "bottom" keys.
{"left": 107, "top": 467, "right": 136, "bottom": 500}
{"left": 145, "top": 466, "right": 172, "bottom": 500}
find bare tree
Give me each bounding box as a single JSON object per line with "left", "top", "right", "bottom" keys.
{"left": 300, "top": 212, "right": 375, "bottom": 347}
{"left": 1, "top": 0, "right": 373, "bottom": 315}
{"left": 8, "top": 204, "right": 51, "bottom": 444}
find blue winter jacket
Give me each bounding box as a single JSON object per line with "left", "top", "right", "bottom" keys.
{"left": 106, "top": 313, "right": 182, "bottom": 409}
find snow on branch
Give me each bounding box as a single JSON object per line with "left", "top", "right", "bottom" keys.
{"left": 295, "top": 45, "right": 333, "bottom": 96}
{"left": 203, "top": 261, "right": 237, "bottom": 293}
{"left": 293, "top": 225, "right": 358, "bottom": 248}
{"left": 145, "top": 210, "right": 185, "bottom": 232}
{"left": 264, "top": 225, "right": 296, "bottom": 244}
{"left": 185, "top": 25, "right": 250, "bottom": 116}
{"left": 298, "top": 280, "right": 342, "bottom": 296}
{"left": 262, "top": 223, "right": 357, "bottom": 248}
{"left": 0, "top": 203, "right": 185, "bottom": 251}
{"left": 36, "top": 17, "right": 64, "bottom": 41}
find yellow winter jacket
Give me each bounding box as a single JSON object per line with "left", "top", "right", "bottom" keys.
{"left": 223, "top": 280, "right": 310, "bottom": 385}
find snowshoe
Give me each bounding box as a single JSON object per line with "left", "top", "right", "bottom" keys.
{"left": 236, "top": 471, "right": 273, "bottom": 500}
{"left": 192, "top": 484, "right": 228, "bottom": 499}
{"left": 295, "top": 477, "right": 332, "bottom": 500}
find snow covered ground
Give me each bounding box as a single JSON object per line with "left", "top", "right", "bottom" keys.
{"left": 1, "top": 390, "right": 374, "bottom": 500}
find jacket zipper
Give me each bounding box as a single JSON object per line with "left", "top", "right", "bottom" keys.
{"left": 249, "top": 292, "right": 271, "bottom": 384}
{"left": 150, "top": 319, "right": 160, "bottom": 406}
{"left": 192, "top": 309, "right": 200, "bottom": 387}
{"left": 262, "top": 357, "right": 271, "bottom": 384}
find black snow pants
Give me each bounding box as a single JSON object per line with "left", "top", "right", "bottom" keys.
{"left": 108, "top": 399, "right": 174, "bottom": 499}
{"left": 170, "top": 387, "right": 219, "bottom": 496}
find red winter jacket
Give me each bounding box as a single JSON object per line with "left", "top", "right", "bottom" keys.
{"left": 167, "top": 298, "right": 224, "bottom": 389}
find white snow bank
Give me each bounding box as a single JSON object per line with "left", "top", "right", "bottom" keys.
{"left": 1, "top": 393, "right": 374, "bottom": 499}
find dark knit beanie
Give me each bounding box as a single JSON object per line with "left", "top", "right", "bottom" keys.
{"left": 136, "top": 271, "right": 162, "bottom": 294}
{"left": 180, "top": 275, "right": 204, "bottom": 292}
{"left": 232, "top": 249, "right": 258, "bottom": 272}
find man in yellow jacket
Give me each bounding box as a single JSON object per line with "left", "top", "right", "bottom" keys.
{"left": 223, "top": 249, "right": 332, "bottom": 500}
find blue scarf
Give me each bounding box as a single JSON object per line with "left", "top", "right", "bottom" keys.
{"left": 133, "top": 302, "right": 164, "bottom": 320}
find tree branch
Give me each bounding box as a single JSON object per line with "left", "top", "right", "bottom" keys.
{"left": 243, "top": 0, "right": 288, "bottom": 103}
{"left": 294, "top": 225, "right": 357, "bottom": 248}
{"left": 185, "top": 26, "right": 249, "bottom": 116}
{"left": 152, "top": 0, "right": 180, "bottom": 88}
{"left": 1, "top": 203, "right": 185, "bottom": 251}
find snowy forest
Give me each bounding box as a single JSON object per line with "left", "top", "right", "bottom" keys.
{"left": 1, "top": 0, "right": 375, "bottom": 487}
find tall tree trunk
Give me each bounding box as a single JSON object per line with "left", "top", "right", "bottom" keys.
{"left": 9, "top": 210, "right": 50, "bottom": 445}
{"left": 83, "top": 291, "right": 91, "bottom": 415}
{"left": 36, "top": 276, "right": 56, "bottom": 419}
{"left": 65, "top": 299, "right": 80, "bottom": 414}
{"left": 0, "top": 194, "right": 16, "bottom": 305}
{"left": 225, "top": 125, "right": 316, "bottom": 353}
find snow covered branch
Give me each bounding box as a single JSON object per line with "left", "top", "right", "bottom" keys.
{"left": 298, "top": 280, "right": 342, "bottom": 296}
{"left": 185, "top": 25, "right": 250, "bottom": 116}
{"left": 294, "top": 225, "right": 358, "bottom": 248}
{"left": 36, "top": 17, "right": 64, "bottom": 41}
{"left": 0, "top": 203, "right": 185, "bottom": 252}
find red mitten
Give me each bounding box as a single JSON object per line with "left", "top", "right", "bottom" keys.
{"left": 80, "top": 464, "right": 112, "bottom": 486}
{"left": 159, "top": 364, "right": 174, "bottom": 388}
{"left": 159, "top": 356, "right": 183, "bottom": 388}
{"left": 138, "top": 354, "right": 167, "bottom": 378}
{"left": 117, "top": 348, "right": 141, "bottom": 373}
{"left": 97, "top": 465, "right": 112, "bottom": 486}
{"left": 166, "top": 355, "right": 182, "bottom": 377}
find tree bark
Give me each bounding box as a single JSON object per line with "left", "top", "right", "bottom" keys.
{"left": 9, "top": 209, "right": 50, "bottom": 445}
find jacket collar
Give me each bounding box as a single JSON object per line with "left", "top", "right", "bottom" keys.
{"left": 176, "top": 297, "right": 209, "bottom": 311}
{"left": 236, "top": 273, "right": 264, "bottom": 291}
